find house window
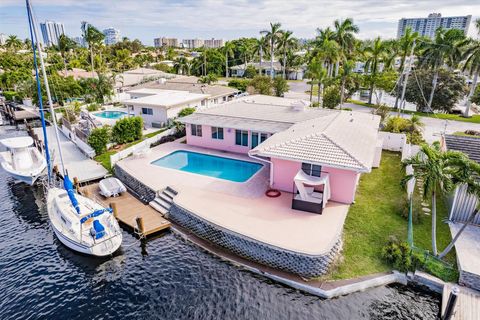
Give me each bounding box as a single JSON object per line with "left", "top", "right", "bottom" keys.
{"left": 302, "top": 163, "right": 322, "bottom": 177}
{"left": 141, "top": 107, "right": 153, "bottom": 115}
{"left": 201, "top": 100, "right": 206, "bottom": 106}
{"left": 235, "top": 130, "right": 248, "bottom": 147}
{"left": 191, "top": 124, "right": 202, "bottom": 137}
{"left": 251, "top": 132, "right": 268, "bottom": 149}
{"left": 211, "top": 127, "right": 224, "bottom": 140}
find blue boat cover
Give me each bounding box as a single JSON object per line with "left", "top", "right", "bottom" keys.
{"left": 64, "top": 175, "right": 80, "bottom": 214}
{"left": 92, "top": 219, "right": 105, "bottom": 240}
{"left": 80, "top": 208, "right": 112, "bottom": 224}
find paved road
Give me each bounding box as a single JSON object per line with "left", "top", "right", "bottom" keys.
{"left": 343, "top": 102, "right": 480, "bottom": 143}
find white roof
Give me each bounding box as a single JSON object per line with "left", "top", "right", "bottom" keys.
{"left": 0, "top": 136, "right": 34, "bottom": 149}
{"left": 123, "top": 89, "right": 210, "bottom": 108}
{"left": 180, "top": 95, "right": 327, "bottom": 133}
{"left": 250, "top": 112, "right": 381, "bottom": 172}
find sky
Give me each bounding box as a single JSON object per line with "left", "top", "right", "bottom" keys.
{"left": 1, "top": 0, "right": 479, "bottom": 45}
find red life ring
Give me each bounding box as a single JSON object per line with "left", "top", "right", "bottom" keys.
{"left": 265, "top": 189, "right": 281, "bottom": 198}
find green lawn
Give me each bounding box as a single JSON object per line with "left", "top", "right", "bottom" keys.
{"left": 94, "top": 128, "right": 168, "bottom": 171}
{"left": 347, "top": 99, "right": 480, "bottom": 124}
{"left": 328, "top": 151, "right": 455, "bottom": 280}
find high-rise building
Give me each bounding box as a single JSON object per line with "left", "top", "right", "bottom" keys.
{"left": 397, "top": 13, "right": 472, "bottom": 39}
{"left": 72, "top": 36, "right": 86, "bottom": 48}
{"left": 40, "top": 20, "right": 65, "bottom": 46}
{"left": 204, "top": 38, "right": 224, "bottom": 48}
{"left": 103, "top": 28, "right": 121, "bottom": 45}
{"left": 182, "top": 38, "right": 204, "bottom": 49}
{"left": 0, "top": 33, "right": 6, "bottom": 46}
{"left": 154, "top": 37, "right": 179, "bottom": 48}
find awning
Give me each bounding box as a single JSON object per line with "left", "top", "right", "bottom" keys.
{"left": 294, "top": 170, "right": 331, "bottom": 208}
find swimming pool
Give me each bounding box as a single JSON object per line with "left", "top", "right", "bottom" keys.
{"left": 151, "top": 150, "right": 263, "bottom": 182}
{"left": 92, "top": 110, "right": 128, "bottom": 119}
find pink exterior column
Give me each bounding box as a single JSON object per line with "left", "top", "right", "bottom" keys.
{"left": 271, "top": 158, "right": 361, "bottom": 204}
{"left": 185, "top": 124, "right": 251, "bottom": 154}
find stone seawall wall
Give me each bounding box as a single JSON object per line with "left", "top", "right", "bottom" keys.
{"left": 460, "top": 270, "right": 480, "bottom": 292}
{"left": 169, "top": 203, "right": 342, "bottom": 278}
{"left": 114, "top": 165, "right": 156, "bottom": 203}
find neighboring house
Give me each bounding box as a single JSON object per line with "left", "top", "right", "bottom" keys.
{"left": 57, "top": 68, "right": 98, "bottom": 80}
{"left": 123, "top": 88, "right": 209, "bottom": 127}
{"left": 180, "top": 95, "right": 381, "bottom": 208}
{"left": 444, "top": 134, "right": 480, "bottom": 225}
{"left": 230, "top": 61, "right": 305, "bottom": 80}
{"left": 115, "top": 67, "right": 176, "bottom": 91}
{"left": 131, "top": 76, "right": 240, "bottom": 105}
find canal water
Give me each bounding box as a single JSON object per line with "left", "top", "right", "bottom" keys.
{"left": 0, "top": 126, "right": 440, "bottom": 320}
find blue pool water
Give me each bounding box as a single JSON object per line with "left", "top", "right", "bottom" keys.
{"left": 93, "top": 110, "right": 128, "bottom": 119}
{"left": 151, "top": 150, "right": 263, "bottom": 182}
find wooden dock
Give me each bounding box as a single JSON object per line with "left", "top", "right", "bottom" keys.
{"left": 442, "top": 283, "right": 480, "bottom": 319}
{"left": 81, "top": 183, "right": 171, "bottom": 237}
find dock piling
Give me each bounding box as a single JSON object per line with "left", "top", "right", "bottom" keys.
{"left": 136, "top": 216, "right": 145, "bottom": 236}
{"left": 443, "top": 285, "right": 459, "bottom": 320}
{"left": 110, "top": 203, "right": 118, "bottom": 219}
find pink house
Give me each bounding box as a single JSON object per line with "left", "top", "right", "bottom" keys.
{"left": 181, "top": 95, "right": 381, "bottom": 213}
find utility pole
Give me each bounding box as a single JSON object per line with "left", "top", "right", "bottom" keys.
{"left": 398, "top": 40, "right": 416, "bottom": 117}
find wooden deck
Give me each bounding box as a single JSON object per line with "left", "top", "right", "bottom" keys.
{"left": 442, "top": 283, "right": 480, "bottom": 320}
{"left": 81, "top": 183, "right": 170, "bottom": 237}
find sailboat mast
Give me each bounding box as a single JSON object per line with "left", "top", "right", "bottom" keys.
{"left": 26, "top": 0, "right": 66, "bottom": 176}
{"left": 26, "top": 0, "right": 52, "bottom": 182}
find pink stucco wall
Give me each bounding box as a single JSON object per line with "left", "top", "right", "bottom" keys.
{"left": 185, "top": 124, "right": 251, "bottom": 154}
{"left": 271, "top": 158, "right": 361, "bottom": 204}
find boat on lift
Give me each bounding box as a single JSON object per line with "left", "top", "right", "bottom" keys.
{"left": 0, "top": 136, "right": 46, "bottom": 185}
{"left": 26, "top": 0, "right": 122, "bottom": 256}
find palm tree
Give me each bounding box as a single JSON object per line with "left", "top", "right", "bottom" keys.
{"left": 174, "top": 57, "right": 189, "bottom": 75}
{"left": 402, "top": 143, "right": 468, "bottom": 255}
{"left": 333, "top": 18, "right": 359, "bottom": 75}
{"left": 83, "top": 24, "right": 105, "bottom": 77}
{"left": 223, "top": 41, "right": 235, "bottom": 78}
{"left": 314, "top": 28, "right": 342, "bottom": 78}
{"left": 306, "top": 58, "right": 327, "bottom": 106}
{"left": 463, "top": 19, "right": 480, "bottom": 117}
{"left": 339, "top": 60, "right": 355, "bottom": 109}
{"left": 277, "top": 30, "right": 296, "bottom": 79}
{"left": 58, "top": 34, "right": 75, "bottom": 75}
{"left": 5, "top": 35, "right": 22, "bottom": 51}
{"left": 253, "top": 37, "right": 268, "bottom": 75}
{"left": 394, "top": 27, "right": 419, "bottom": 109}
{"left": 421, "top": 28, "right": 466, "bottom": 112}
{"left": 260, "top": 22, "right": 283, "bottom": 79}
{"left": 364, "top": 37, "right": 390, "bottom": 104}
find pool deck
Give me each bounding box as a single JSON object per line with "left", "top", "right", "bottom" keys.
{"left": 117, "top": 142, "right": 349, "bottom": 255}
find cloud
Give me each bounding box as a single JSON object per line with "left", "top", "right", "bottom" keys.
{"left": 1, "top": 0, "right": 478, "bottom": 43}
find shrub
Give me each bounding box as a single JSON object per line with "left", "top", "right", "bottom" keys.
{"left": 244, "top": 65, "right": 258, "bottom": 78}
{"left": 323, "top": 86, "right": 341, "bottom": 109}
{"left": 381, "top": 236, "right": 412, "bottom": 272}
{"left": 384, "top": 116, "right": 410, "bottom": 133}
{"left": 273, "top": 77, "right": 289, "bottom": 97}
{"left": 88, "top": 126, "right": 111, "bottom": 154}
{"left": 3, "top": 91, "right": 19, "bottom": 101}
{"left": 310, "top": 101, "right": 319, "bottom": 108}
{"left": 371, "top": 104, "right": 390, "bottom": 124}
{"left": 342, "top": 107, "right": 352, "bottom": 111}
{"left": 472, "top": 85, "right": 480, "bottom": 105}
{"left": 178, "top": 107, "right": 196, "bottom": 118}
{"left": 86, "top": 103, "right": 100, "bottom": 112}
{"left": 111, "top": 116, "right": 143, "bottom": 144}
{"left": 249, "top": 75, "right": 273, "bottom": 95}
{"left": 228, "top": 79, "right": 251, "bottom": 92}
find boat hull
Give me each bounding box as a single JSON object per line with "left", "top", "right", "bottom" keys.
{"left": 0, "top": 149, "right": 47, "bottom": 186}
{"left": 47, "top": 188, "right": 122, "bottom": 257}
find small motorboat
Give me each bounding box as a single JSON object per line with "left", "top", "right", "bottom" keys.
{"left": 47, "top": 176, "right": 123, "bottom": 257}
{"left": 99, "top": 177, "right": 127, "bottom": 198}
{"left": 0, "top": 136, "right": 46, "bottom": 185}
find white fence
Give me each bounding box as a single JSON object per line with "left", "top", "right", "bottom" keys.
{"left": 59, "top": 124, "right": 96, "bottom": 158}
{"left": 110, "top": 128, "right": 176, "bottom": 166}
{"left": 379, "top": 132, "right": 407, "bottom": 152}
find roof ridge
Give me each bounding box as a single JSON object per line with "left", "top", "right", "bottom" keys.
{"left": 321, "top": 132, "right": 367, "bottom": 170}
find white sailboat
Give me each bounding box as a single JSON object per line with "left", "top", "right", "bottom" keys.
{"left": 26, "top": 0, "right": 122, "bottom": 256}
{"left": 0, "top": 136, "right": 46, "bottom": 185}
